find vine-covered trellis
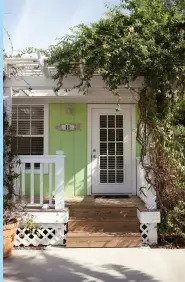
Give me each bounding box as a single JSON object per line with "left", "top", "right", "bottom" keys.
{"left": 16, "top": 0, "right": 185, "bottom": 243}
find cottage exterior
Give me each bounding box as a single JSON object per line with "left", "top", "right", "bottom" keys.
{"left": 3, "top": 56, "right": 160, "bottom": 247}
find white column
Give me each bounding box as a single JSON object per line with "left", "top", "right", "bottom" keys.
{"left": 148, "top": 223, "right": 158, "bottom": 245}
{"left": 136, "top": 157, "right": 157, "bottom": 210}
{"left": 146, "top": 187, "right": 156, "bottom": 210}
{"left": 55, "top": 151, "right": 65, "bottom": 210}
{"left": 137, "top": 210, "right": 161, "bottom": 246}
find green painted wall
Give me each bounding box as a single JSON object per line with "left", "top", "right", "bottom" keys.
{"left": 24, "top": 103, "right": 140, "bottom": 199}
{"left": 49, "top": 104, "right": 87, "bottom": 197}
{"left": 24, "top": 103, "right": 87, "bottom": 200}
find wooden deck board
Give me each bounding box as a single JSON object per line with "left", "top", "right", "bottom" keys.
{"left": 68, "top": 219, "right": 140, "bottom": 233}
{"left": 66, "top": 232, "right": 142, "bottom": 248}
{"left": 66, "top": 196, "right": 143, "bottom": 248}
{"left": 24, "top": 196, "right": 145, "bottom": 210}
{"left": 65, "top": 196, "right": 145, "bottom": 209}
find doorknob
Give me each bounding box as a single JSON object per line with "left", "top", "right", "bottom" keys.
{"left": 92, "top": 155, "right": 96, "bottom": 159}
{"left": 92, "top": 149, "right": 96, "bottom": 152}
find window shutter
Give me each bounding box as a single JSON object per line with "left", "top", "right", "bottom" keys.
{"left": 12, "top": 105, "right": 44, "bottom": 156}
{"left": 31, "top": 106, "right": 44, "bottom": 135}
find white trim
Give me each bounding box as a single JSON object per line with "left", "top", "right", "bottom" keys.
{"left": 25, "top": 168, "right": 43, "bottom": 174}
{"left": 87, "top": 105, "right": 92, "bottom": 195}
{"left": 87, "top": 104, "right": 135, "bottom": 110}
{"left": 44, "top": 104, "right": 49, "bottom": 155}
{"left": 131, "top": 105, "right": 137, "bottom": 195}
{"left": 87, "top": 104, "right": 137, "bottom": 195}
{"left": 137, "top": 209, "right": 161, "bottom": 224}
{"left": 11, "top": 88, "right": 139, "bottom": 104}
{"left": 22, "top": 209, "right": 69, "bottom": 224}
{"left": 4, "top": 74, "right": 144, "bottom": 90}
{"left": 19, "top": 155, "right": 62, "bottom": 163}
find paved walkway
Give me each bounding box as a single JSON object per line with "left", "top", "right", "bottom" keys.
{"left": 3, "top": 247, "right": 185, "bottom": 282}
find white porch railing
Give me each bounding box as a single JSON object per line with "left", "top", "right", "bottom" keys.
{"left": 14, "top": 152, "right": 65, "bottom": 210}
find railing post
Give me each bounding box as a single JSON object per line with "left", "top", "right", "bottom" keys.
{"left": 136, "top": 157, "right": 156, "bottom": 210}
{"left": 55, "top": 151, "right": 65, "bottom": 210}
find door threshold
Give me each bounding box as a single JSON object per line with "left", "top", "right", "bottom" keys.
{"left": 93, "top": 195, "right": 131, "bottom": 199}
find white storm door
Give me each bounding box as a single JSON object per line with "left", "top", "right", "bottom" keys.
{"left": 91, "top": 108, "right": 132, "bottom": 194}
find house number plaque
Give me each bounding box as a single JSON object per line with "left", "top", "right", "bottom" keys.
{"left": 56, "top": 123, "right": 81, "bottom": 131}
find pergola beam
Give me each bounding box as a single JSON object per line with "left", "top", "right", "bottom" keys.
{"left": 37, "top": 51, "right": 50, "bottom": 78}
{"left": 4, "top": 56, "right": 144, "bottom": 100}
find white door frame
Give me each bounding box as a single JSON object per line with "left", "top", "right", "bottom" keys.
{"left": 87, "top": 104, "right": 136, "bottom": 195}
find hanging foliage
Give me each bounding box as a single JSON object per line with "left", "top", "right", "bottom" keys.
{"left": 3, "top": 100, "right": 22, "bottom": 224}
{"left": 46, "top": 0, "right": 185, "bottom": 242}
{"left": 16, "top": 0, "right": 185, "bottom": 243}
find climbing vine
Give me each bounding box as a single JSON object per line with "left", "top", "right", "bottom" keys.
{"left": 3, "top": 100, "right": 22, "bottom": 225}
{"left": 18, "top": 0, "right": 185, "bottom": 242}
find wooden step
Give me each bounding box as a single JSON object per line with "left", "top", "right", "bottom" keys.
{"left": 68, "top": 219, "right": 140, "bottom": 233}
{"left": 66, "top": 232, "right": 142, "bottom": 248}
{"left": 69, "top": 207, "right": 137, "bottom": 219}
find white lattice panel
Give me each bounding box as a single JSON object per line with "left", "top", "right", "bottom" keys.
{"left": 140, "top": 223, "right": 149, "bottom": 244}
{"left": 15, "top": 223, "right": 67, "bottom": 247}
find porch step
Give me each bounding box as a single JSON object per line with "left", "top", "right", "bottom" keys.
{"left": 66, "top": 197, "right": 143, "bottom": 248}
{"left": 69, "top": 207, "right": 138, "bottom": 219}
{"left": 68, "top": 219, "right": 139, "bottom": 233}
{"left": 66, "top": 232, "right": 142, "bottom": 248}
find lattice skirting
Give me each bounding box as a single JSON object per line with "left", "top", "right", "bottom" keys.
{"left": 14, "top": 223, "right": 68, "bottom": 247}
{"left": 137, "top": 209, "right": 160, "bottom": 245}
{"left": 139, "top": 223, "right": 149, "bottom": 244}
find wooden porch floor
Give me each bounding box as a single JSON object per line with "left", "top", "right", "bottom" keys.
{"left": 65, "top": 196, "right": 145, "bottom": 210}
{"left": 24, "top": 195, "right": 146, "bottom": 211}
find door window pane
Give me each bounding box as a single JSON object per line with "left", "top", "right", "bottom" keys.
{"left": 99, "top": 114, "right": 124, "bottom": 184}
